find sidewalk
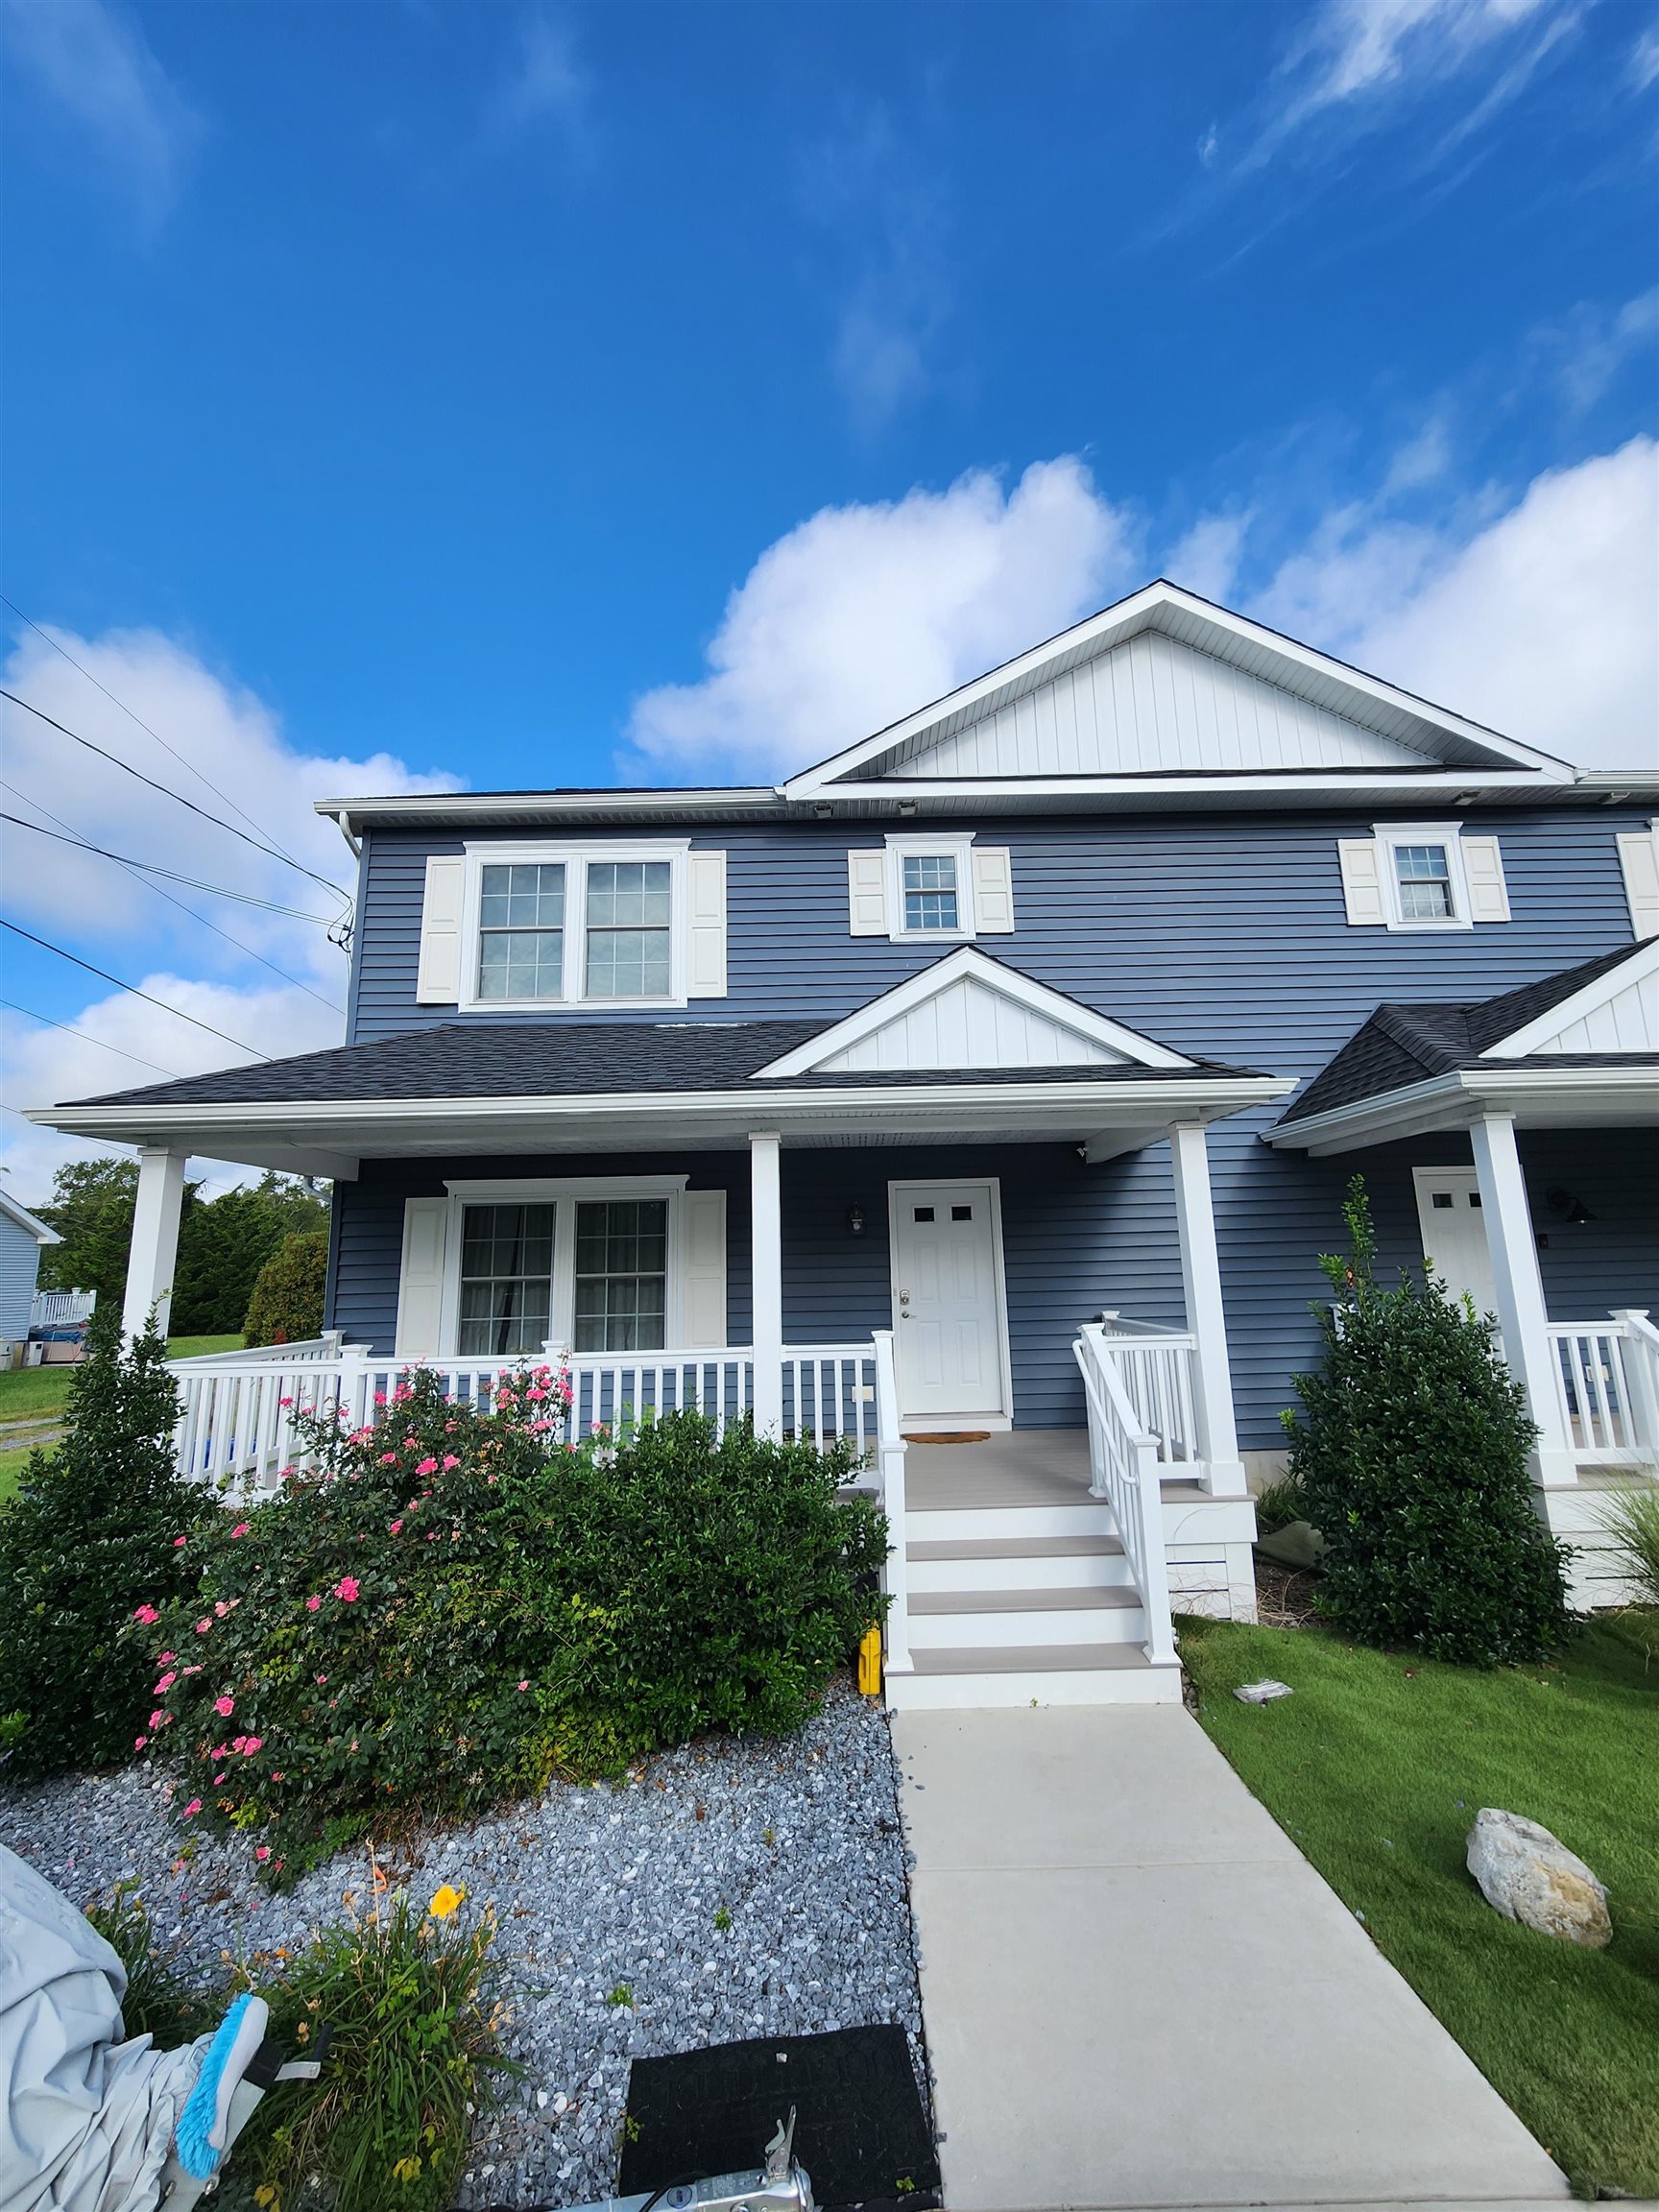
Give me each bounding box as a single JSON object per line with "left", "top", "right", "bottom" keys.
{"left": 893, "top": 1705, "right": 1570, "bottom": 2212}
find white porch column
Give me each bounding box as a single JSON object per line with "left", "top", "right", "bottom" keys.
{"left": 749, "top": 1132, "right": 782, "bottom": 1435}
{"left": 1168, "top": 1121, "right": 1247, "bottom": 1497}
{"left": 1469, "top": 1113, "right": 1577, "bottom": 1487}
{"left": 122, "top": 1146, "right": 187, "bottom": 1340}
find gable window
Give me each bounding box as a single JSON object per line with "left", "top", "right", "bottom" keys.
{"left": 847, "top": 832, "right": 1014, "bottom": 942}
{"left": 1335, "top": 823, "right": 1510, "bottom": 931}
{"left": 1392, "top": 842, "right": 1454, "bottom": 922}
{"left": 478, "top": 864, "right": 565, "bottom": 1000}
{"left": 902, "top": 852, "right": 960, "bottom": 933}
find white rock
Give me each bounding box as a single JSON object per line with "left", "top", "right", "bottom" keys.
{"left": 1234, "top": 1679, "right": 1294, "bottom": 1704}
{"left": 1466, "top": 1809, "right": 1611, "bottom": 1949}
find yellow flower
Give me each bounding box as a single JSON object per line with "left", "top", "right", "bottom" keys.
{"left": 427, "top": 1883, "right": 466, "bottom": 1920}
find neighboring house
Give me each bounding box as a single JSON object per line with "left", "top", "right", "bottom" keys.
{"left": 29, "top": 582, "right": 1659, "bottom": 1702}
{"left": 0, "top": 1190, "right": 61, "bottom": 1350}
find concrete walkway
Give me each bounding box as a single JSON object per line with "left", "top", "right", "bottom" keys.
{"left": 894, "top": 1705, "right": 1570, "bottom": 2212}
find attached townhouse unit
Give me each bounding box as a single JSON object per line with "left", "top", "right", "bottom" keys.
{"left": 33, "top": 583, "right": 1659, "bottom": 1708}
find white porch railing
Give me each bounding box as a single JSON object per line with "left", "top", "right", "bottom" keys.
{"left": 29, "top": 1288, "right": 96, "bottom": 1330}
{"left": 1074, "top": 1324, "right": 1177, "bottom": 1668}
{"left": 1093, "top": 1314, "right": 1200, "bottom": 1469}
{"left": 1547, "top": 1311, "right": 1659, "bottom": 1470}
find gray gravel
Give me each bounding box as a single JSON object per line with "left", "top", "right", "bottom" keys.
{"left": 0, "top": 1676, "right": 928, "bottom": 2207}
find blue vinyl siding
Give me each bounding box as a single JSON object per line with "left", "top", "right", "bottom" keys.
{"left": 328, "top": 805, "right": 1654, "bottom": 1444}
{"left": 0, "top": 1217, "right": 44, "bottom": 1342}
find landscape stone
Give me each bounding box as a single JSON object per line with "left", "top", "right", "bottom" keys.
{"left": 1466, "top": 1807, "right": 1611, "bottom": 1948}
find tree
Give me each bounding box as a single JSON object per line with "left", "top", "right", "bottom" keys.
{"left": 1283, "top": 1177, "right": 1574, "bottom": 1666}
{"left": 34, "top": 1158, "right": 144, "bottom": 1310}
{"left": 243, "top": 1230, "right": 329, "bottom": 1346}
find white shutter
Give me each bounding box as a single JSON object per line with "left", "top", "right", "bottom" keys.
{"left": 415, "top": 856, "right": 467, "bottom": 1003}
{"left": 1337, "top": 837, "right": 1387, "bottom": 926}
{"left": 680, "top": 1190, "right": 728, "bottom": 1349}
{"left": 1461, "top": 835, "right": 1511, "bottom": 924}
{"left": 685, "top": 852, "right": 728, "bottom": 998}
{"left": 1617, "top": 826, "right": 1659, "bottom": 941}
{"left": 395, "top": 1197, "right": 449, "bottom": 1358}
{"left": 847, "top": 850, "right": 889, "bottom": 936}
{"left": 970, "top": 846, "right": 1016, "bottom": 932}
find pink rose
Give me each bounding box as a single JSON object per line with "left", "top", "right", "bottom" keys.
{"left": 214, "top": 1601, "right": 231, "bottom": 1618}
{"left": 334, "top": 1575, "right": 359, "bottom": 1602}
{"left": 316, "top": 1672, "right": 327, "bottom": 1685}
{"left": 155, "top": 1672, "right": 177, "bottom": 1694}
{"left": 379, "top": 1452, "right": 397, "bottom": 1464}
{"left": 183, "top": 1798, "right": 202, "bottom": 1817}
{"left": 134, "top": 1735, "right": 148, "bottom": 1750}
{"left": 255, "top": 1846, "right": 271, "bottom": 1862}
{"left": 243, "top": 1736, "right": 263, "bottom": 1753}
{"left": 195, "top": 1620, "right": 211, "bottom": 1635}
{"left": 517, "top": 1679, "right": 529, "bottom": 1692}
{"left": 443, "top": 1455, "right": 460, "bottom": 1470}
{"left": 415, "top": 1457, "right": 439, "bottom": 1476}
{"left": 389, "top": 1519, "right": 403, "bottom": 1534}
{"left": 133, "top": 1603, "right": 159, "bottom": 1624}
{"left": 210, "top": 1743, "right": 228, "bottom": 1760}
{"left": 172, "top": 1536, "right": 187, "bottom": 1549}
{"left": 305, "top": 1596, "right": 322, "bottom": 1611}
{"left": 150, "top": 1709, "right": 164, "bottom": 1728}
{"left": 156, "top": 1650, "right": 176, "bottom": 1664}
{"left": 229, "top": 1523, "right": 250, "bottom": 1539}
{"left": 214, "top": 1695, "right": 234, "bottom": 1717}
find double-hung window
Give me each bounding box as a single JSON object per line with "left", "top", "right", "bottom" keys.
{"left": 901, "top": 853, "right": 960, "bottom": 933}
{"left": 1336, "top": 823, "right": 1510, "bottom": 931}
{"left": 573, "top": 1199, "right": 668, "bottom": 1350}
{"left": 1392, "top": 842, "right": 1454, "bottom": 923}
{"left": 477, "top": 864, "right": 565, "bottom": 1000}
{"left": 451, "top": 843, "right": 715, "bottom": 1009}
{"left": 584, "top": 862, "right": 672, "bottom": 998}
{"left": 457, "top": 1203, "right": 556, "bottom": 1355}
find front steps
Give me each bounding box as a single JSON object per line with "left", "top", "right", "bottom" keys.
{"left": 887, "top": 1488, "right": 1183, "bottom": 1710}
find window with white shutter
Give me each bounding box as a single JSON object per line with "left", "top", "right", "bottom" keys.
{"left": 1617, "top": 823, "right": 1659, "bottom": 941}
{"left": 1338, "top": 825, "right": 1509, "bottom": 932}
{"left": 857, "top": 833, "right": 1014, "bottom": 942}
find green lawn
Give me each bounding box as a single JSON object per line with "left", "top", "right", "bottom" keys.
{"left": 1180, "top": 1610, "right": 1659, "bottom": 2200}
{"left": 0, "top": 1334, "right": 242, "bottom": 1503}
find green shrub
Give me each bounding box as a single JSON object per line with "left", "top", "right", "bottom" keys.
{"left": 243, "top": 1231, "right": 329, "bottom": 1347}
{"left": 1282, "top": 1177, "right": 1573, "bottom": 1666}
{"left": 0, "top": 1306, "right": 208, "bottom": 1777}
{"left": 143, "top": 1368, "right": 886, "bottom": 1872}
{"left": 1598, "top": 1485, "right": 1659, "bottom": 1607}
{"left": 1251, "top": 1474, "right": 1308, "bottom": 1536}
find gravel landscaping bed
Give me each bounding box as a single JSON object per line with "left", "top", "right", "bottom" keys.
{"left": 0, "top": 1674, "right": 927, "bottom": 2207}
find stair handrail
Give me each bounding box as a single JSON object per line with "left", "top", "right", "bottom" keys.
{"left": 1074, "top": 1323, "right": 1177, "bottom": 1667}
{"left": 871, "top": 1329, "right": 912, "bottom": 1676}
{"left": 1611, "top": 1310, "right": 1659, "bottom": 1464}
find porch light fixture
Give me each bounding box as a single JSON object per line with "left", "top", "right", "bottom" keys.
{"left": 845, "top": 1203, "right": 866, "bottom": 1237}
{"left": 1545, "top": 1186, "right": 1594, "bottom": 1224}
{"left": 813, "top": 802, "right": 833, "bottom": 818}
{"left": 897, "top": 799, "right": 918, "bottom": 817}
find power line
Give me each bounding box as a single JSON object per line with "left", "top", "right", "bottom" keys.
{"left": 0, "top": 589, "right": 341, "bottom": 899}
{"left": 0, "top": 996, "right": 187, "bottom": 1080}
{"left": 0, "top": 780, "right": 347, "bottom": 1017}
{"left": 0, "top": 809, "right": 340, "bottom": 923}
{"left": 0, "top": 917, "right": 274, "bottom": 1061}
{"left": 0, "top": 685, "right": 352, "bottom": 910}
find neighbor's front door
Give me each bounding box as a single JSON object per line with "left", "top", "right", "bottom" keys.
{"left": 889, "top": 1180, "right": 1008, "bottom": 1425}
{"left": 1412, "top": 1166, "right": 1499, "bottom": 1317}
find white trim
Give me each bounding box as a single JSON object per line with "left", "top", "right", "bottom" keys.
{"left": 755, "top": 947, "right": 1194, "bottom": 1077}
{"left": 886, "top": 1176, "right": 1014, "bottom": 1428}
{"left": 1470, "top": 1114, "right": 1577, "bottom": 1486}
{"left": 455, "top": 840, "right": 696, "bottom": 1012}
{"left": 1370, "top": 822, "right": 1477, "bottom": 932}
{"left": 881, "top": 832, "right": 978, "bottom": 943}
{"left": 1479, "top": 940, "right": 1659, "bottom": 1059}
{"left": 0, "top": 1189, "right": 60, "bottom": 1245}
{"left": 783, "top": 581, "right": 1576, "bottom": 798}
{"left": 122, "top": 1147, "right": 187, "bottom": 1339}
{"left": 435, "top": 1173, "right": 695, "bottom": 1359}
{"left": 1266, "top": 1063, "right": 1659, "bottom": 1154}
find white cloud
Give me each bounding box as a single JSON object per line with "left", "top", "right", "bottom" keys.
{"left": 1165, "top": 512, "right": 1253, "bottom": 604}
{"left": 0, "top": 627, "right": 459, "bottom": 1199}
{"left": 1, "top": 0, "right": 204, "bottom": 226}
{"left": 1631, "top": 23, "right": 1659, "bottom": 91}
{"left": 494, "top": 9, "right": 590, "bottom": 140}
{"left": 624, "top": 458, "right": 1137, "bottom": 782}
{"left": 1527, "top": 288, "right": 1659, "bottom": 417}
{"left": 1254, "top": 438, "right": 1659, "bottom": 770}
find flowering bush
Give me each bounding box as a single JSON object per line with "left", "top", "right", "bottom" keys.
{"left": 140, "top": 1366, "right": 886, "bottom": 1874}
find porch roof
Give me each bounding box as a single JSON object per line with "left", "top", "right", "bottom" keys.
{"left": 28, "top": 1016, "right": 1290, "bottom": 1179}
{"left": 1268, "top": 941, "right": 1658, "bottom": 1154}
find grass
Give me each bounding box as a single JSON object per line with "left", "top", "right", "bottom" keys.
{"left": 1180, "top": 1608, "right": 1659, "bottom": 2199}
{"left": 0, "top": 1334, "right": 241, "bottom": 1504}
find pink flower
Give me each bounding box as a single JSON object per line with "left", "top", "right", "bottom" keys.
{"left": 415, "top": 1457, "right": 439, "bottom": 1476}
{"left": 243, "top": 1736, "right": 263, "bottom": 1753}
{"left": 316, "top": 1672, "right": 327, "bottom": 1685}
{"left": 183, "top": 1798, "right": 202, "bottom": 1817}
{"left": 150, "top": 1709, "right": 164, "bottom": 1728}
{"left": 305, "top": 1595, "right": 322, "bottom": 1611}
{"left": 255, "top": 1845, "right": 271, "bottom": 1862}
{"left": 156, "top": 1650, "right": 176, "bottom": 1664}
{"left": 210, "top": 1743, "right": 228, "bottom": 1761}
{"left": 388, "top": 1519, "right": 403, "bottom": 1534}
{"left": 517, "top": 1679, "right": 529, "bottom": 1692}
{"left": 134, "top": 1735, "right": 148, "bottom": 1750}
{"left": 214, "top": 1600, "right": 231, "bottom": 1618}
{"left": 172, "top": 1536, "right": 187, "bottom": 1549}
{"left": 229, "top": 1523, "right": 251, "bottom": 1539}
{"left": 214, "top": 1695, "right": 234, "bottom": 1717}
{"left": 182, "top": 1665, "right": 202, "bottom": 1676}
{"left": 379, "top": 1452, "right": 397, "bottom": 1464}
{"left": 195, "top": 1620, "right": 211, "bottom": 1636}
{"left": 442, "top": 1455, "right": 460, "bottom": 1470}
{"left": 214, "top": 1773, "right": 227, "bottom": 1787}
{"left": 231, "top": 1736, "right": 248, "bottom": 1752}
{"left": 133, "top": 1603, "right": 159, "bottom": 1625}
{"left": 155, "top": 1671, "right": 177, "bottom": 1694}
{"left": 333, "top": 1575, "right": 360, "bottom": 1602}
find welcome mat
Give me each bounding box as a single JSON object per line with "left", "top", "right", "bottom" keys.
{"left": 618, "top": 2023, "right": 940, "bottom": 2209}
{"left": 902, "top": 1431, "right": 991, "bottom": 1444}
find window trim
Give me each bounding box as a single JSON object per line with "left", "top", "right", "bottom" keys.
{"left": 881, "top": 832, "right": 979, "bottom": 943}
{"left": 457, "top": 842, "right": 692, "bottom": 1011}
{"left": 1373, "top": 821, "right": 1476, "bottom": 933}
{"left": 439, "top": 1175, "right": 690, "bottom": 1356}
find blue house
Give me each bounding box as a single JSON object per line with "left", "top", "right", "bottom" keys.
{"left": 0, "top": 1188, "right": 60, "bottom": 1353}
{"left": 34, "top": 583, "right": 1659, "bottom": 1704}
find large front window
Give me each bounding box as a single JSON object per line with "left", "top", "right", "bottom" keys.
{"left": 585, "top": 861, "right": 673, "bottom": 998}
{"left": 573, "top": 1199, "right": 668, "bottom": 1350}
{"left": 457, "top": 1203, "right": 555, "bottom": 1355}
{"left": 477, "top": 863, "right": 565, "bottom": 1000}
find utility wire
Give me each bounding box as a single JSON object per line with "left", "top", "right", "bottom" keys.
{"left": 0, "top": 917, "right": 274, "bottom": 1061}
{"left": 0, "top": 589, "right": 339, "bottom": 899}
{"left": 0, "top": 780, "right": 347, "bottom": 1017}
{"left": 0, "top": 996, "right": 187, "bottom": 1081}
{"left": 0, "top": 686, "right": 351, "bottom": 910}
{"left": 0, "top": 811, "right": 340, "bottom": 923}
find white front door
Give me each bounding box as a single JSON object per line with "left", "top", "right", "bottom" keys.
{"left": 889, "top": 1180, "right": 1009, "bottom": 1424}
{"left": 1412, "top": 1167, "right": 1498, "bottom": 1316}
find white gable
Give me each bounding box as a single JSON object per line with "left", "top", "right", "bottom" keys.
{"left": 756, "top": 948, "right": 1192, "bottom": 1077}
{"left": 902, "top": 631, "right": 1432, "bottom": 780}
{"left": 1481, "top": 943, "right": 1659, "bottom": 1059}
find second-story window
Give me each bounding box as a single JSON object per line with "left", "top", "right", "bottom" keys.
{"left": 902, "top": 853, "right": 960, "bottom": 933}
{"left": 477, "top": 863, "right": 565, "bottom": 1000}
{"left": 1393, "top": 842, "right": 1454, "bottom": 922}
{"left": 585, "top": 861, "right": 672, "bottom": 998}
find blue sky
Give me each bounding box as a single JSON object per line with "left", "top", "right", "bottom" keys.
{"left": 1, "top": 0, "right": 1656, "bottom": 1195}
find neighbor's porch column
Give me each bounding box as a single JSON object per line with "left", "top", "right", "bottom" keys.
{"left": 122, "top": 1146, "right": 188, "bottom": 1341}
{"left": 749, "top": 1132, "right": 783, "bottom": 1435}
{"left": 1469, "top": 1113, "right": 1577, "bottom": 1487}
{"left": 1168, "top": 1121, "right": 1247, "bottom": 1497}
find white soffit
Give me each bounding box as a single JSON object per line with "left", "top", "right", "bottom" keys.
{"left": 755, "top": 947, "right": 1193, "bottom": 1076}
{"left": 785, "top": 581, "right": 1574, "bottom": 795}
{"left": 1481, "top": 941, "right": 1659, "bottom": 1059}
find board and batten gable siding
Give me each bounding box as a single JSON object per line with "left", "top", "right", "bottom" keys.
{"left": 0, "top": 1214, "right": 45, "bottom": 1341}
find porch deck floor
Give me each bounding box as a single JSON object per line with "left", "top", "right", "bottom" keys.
{"left": 903, "top": 1428, "right": 1208, "bottom": 1511}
